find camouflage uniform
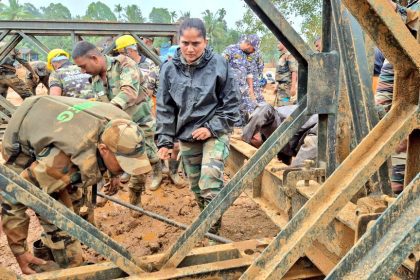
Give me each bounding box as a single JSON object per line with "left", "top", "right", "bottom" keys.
{"left": 89, "top": 55, "right": 158, "bottom": 194}
{"left": 49, "top": 61, "right": 94, "bottom": 98}
{"left": 25, "top": 61, "right": 50, "bottom": 95}
{"left": 1, "top": 96, "right": 148, "bottom": 269}
{"left": 0, "top": 54, "right": 33, "bottom": 99}
{"left": 275, "top": 49, "right": 298, "bottom": 106}
{"left": 137, "top": 56, "right": 159, "bottom": 98}
{"left": 157, "top": 47, "right": 240, "bottom": 233}
{"left": 223, "top": 34, "right": 264, "bottom": 124}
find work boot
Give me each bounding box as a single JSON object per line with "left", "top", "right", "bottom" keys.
{"left": 129, "top": 189, "right": 143, "bottom": 218}
{"left": 33, "top": 239, "right": 54, "bottom": 261}
{"left": 95, "top": 179, "right": 108, "bottom": 207}
{"left": 149, "top": 161, "right": 163, "bottom": 191}
{"left": 42, "top": 234, "right": 83, "bottom": 269}
{"left": 120, "top": 172, "right": 131, "bottom": 184}
{"left": 203, "top": 198, "right": 222, "bottom": 235}
{"left": 168, "top": 159, "right": 185, "bottom": 188}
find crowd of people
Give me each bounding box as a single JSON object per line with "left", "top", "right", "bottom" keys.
{"left": 0, "top": 0, "right": 417, "bottom": 274}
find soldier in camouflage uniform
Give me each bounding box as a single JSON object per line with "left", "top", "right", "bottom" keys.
{"left": 223, "top": 34, "right": 265, "bottom": 125}
{"left": 47, "top": 49, "right": 93, "bottom": 98}
{"left": 72, "top": 41, "right": 161, "bottom": 211}
{"left": 114, "top": 35, "right": 160, "bottom": 110}
{"left": 25, "top": 61, "right": 50, "bottom": 95}
{"left": 113, "top": 35, "right": 164, "bottom": 190}
{"left": 1, "top": 96, "right": 151, "bottom": 274}
{"left": 157, "top": 19, "right": 240, "bottom": 235}
{"left": 0, "top": 45, "right": 36, "bottom": 100}
{"left": 275, "top": 42, "right": 298, "bottom": 106}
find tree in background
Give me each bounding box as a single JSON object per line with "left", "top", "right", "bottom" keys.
{"left": 202, "top": 9, "right": 228, "bottom": 51}
{"left": 114, "top": 4, "right": 123, "bottom": 21}
{"left": 0, "top": 0, "right": 33, "bottom": 20}
{"left": 170, "top": 11, "right": 178, "bottom": 23}
{"left": 23, "top": 3, "right": 42, "bottom": 18}
{"left": 177, "top": 11, "right": 191, "bottom": 22}
{"left": 274, "top": 0, "right": 321, "bottom": 44}
{"left": 84, "top": 1, "right": 117, "bottom": 21}
{"left": 149, "top": 7, "right": 171, "bottom": 23}
{"left": 124, "top": 4, "right": 145, "bottom": 23}
{"left": 41, "top": 3, "right": 72, "bottom": 20}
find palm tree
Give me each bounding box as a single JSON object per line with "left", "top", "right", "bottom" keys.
{"left": 114, "top": 4, "right": 123, "bottom": 21}
{"left": 0, "top": 0, "right": 33, "bottom": 20}
{"left": 170, "top": 11, "right": 177, "bottom": 23}
{"left": 202, "top": 9, "right": 226, "bottom": 46}
{"left": 178, "top": 11, "right": 191, "bottom": 22}
{"left": 124, "top": 4, "right": 145, "bottom": 23}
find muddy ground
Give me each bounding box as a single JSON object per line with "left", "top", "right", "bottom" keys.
{"left": 0, "top": 173, "right": 280, "bottom": 275}
{"left": 0, "top": 73, "right": 280, "bottom": 275}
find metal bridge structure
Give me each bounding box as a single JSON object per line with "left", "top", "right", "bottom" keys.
{"left": 0, "top": 0, "right": 419, "bottom": 279}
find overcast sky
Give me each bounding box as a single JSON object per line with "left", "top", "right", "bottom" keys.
{"left": 27, "top": 0, "right": 249, "bottom": 28}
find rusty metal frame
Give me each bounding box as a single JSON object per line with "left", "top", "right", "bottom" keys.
{"left": 325, "top": 174, "right": 419, "bottom": 279}
{"left": 239, "top": 0, "right": 419, "bottom": 278}
{"left": 0, "top": 20, "right": 178, "bottom": 65}
{"left": 0, "top": 0, "right": 418, "bottom": 278}
{"left": 0, "top": 164, "right": 149, "bottom": 275}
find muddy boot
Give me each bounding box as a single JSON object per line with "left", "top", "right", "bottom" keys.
{"left": 203, "top": 198, "right": 222, "bottom": 236}
{"left": 120, "top": 172, "right": 131, "bottom": 184}
{"left": 161, "top": 159, "right": 169, "bottom": 174}
{"left": 95, "top": 179, "right": 108, "bottom": 207}
{"left": 42, "top": 234, "right": 83, "bottom": 269}
{"left": 33, "top": 239, "right": 54, "bottom": 261}
{"left": 149, "top": 161, "right": 163, "bottom": 191}
{"left": 30, "top": 239, "right": 61, "bottom": 272}
{"left": 168, "top": 159, "right": 185, "bottom": 188}
{"left": 129, "top": 174, "right": 145, "bottom": 217}
{"left": 194, "top": 194, "right": 206, "bottom": 211}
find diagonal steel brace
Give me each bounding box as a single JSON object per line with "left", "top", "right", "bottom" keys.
{"left": 0, "top": 164, "right": 148, "bottom": 275}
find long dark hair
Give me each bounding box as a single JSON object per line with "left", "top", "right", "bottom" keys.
{"left": 178, "top": 18, "right": 207, "bottom": 39}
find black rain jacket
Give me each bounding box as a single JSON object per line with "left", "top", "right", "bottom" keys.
{"left": 156, "top": 48, "right": 240, "bottom": 148}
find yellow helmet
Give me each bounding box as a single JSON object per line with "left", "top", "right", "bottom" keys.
{"left": 47, "top": 49, "right": 70, "bottom": 71}
{"left": 114, "top": 35, "right": 137, "bottom": 51}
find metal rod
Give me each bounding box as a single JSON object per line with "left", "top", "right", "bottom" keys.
{"left": 17, "top": 31, "right": 50, "bottom": 54}
{"left": 0, "top": 34, "right": 22, "bottom": 64}
{"left": 131, "top": 33, "right": 162, "bottom": 66}
{"left": 158, "top": 99, "right": 311, "bottom": 269}
{"left": 0, "top": 164, "right": 147, "bottom": 275}
{"left": 97, "top": 192, "right": 232, "bottom": 244}
{"left": 325, "top": 174, "right": 420, "bottom": 279}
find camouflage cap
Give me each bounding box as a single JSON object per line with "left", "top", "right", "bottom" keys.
{"left": 240, "top": 34, "right": 261, "bottom": 50}
{"left": 101, "top": 119, "right": 152, "bottom": 175}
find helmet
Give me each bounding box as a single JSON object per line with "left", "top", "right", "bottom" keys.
{"left": 114, "top": 35, "right": 137, "bottom": 51}
{"left": 47, "top": 49, "right": 70, "bottom": 71}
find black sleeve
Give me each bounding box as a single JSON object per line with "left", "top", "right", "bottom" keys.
{"left": 156, "top": 63, "right": 177, "bottom": 149}
{"left": 204, "top": 59, "right": 240, "bottom": 137}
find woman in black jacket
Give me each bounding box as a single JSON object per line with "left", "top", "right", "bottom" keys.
{"left": 156, "top": 18, "right": 240, "bottom": 234}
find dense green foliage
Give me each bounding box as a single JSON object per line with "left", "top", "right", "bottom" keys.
{"left": 0, "top": 0, "right": 330, "bottom": 62}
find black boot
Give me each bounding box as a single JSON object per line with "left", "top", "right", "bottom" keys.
{"left": 168, "top": 159, "right": 185, "bottom": 188}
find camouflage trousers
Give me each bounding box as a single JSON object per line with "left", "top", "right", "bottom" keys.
{"left": 275, "top": 82, "right": 292, "bottom": 107}
{"left": 0, "top": 72, "right": 32, "bottom": 99}
{"left": 1, "top": 147, "right": 83, "bottom": 268}
{"left": 180, "top": 134, "right": 229, "bottom": 200}
{"left": 129, "top": 134, "right": 159, "bottom": 193}
{"left": 238, "top": 89, "right": 264, "bottom": 126}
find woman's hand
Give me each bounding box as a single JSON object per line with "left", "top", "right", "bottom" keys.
{"left": 192, "top": 127, "right": 212, "bottom": 140}
{"left": 158, "top": 147, "right": 172, "bottom": 160}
